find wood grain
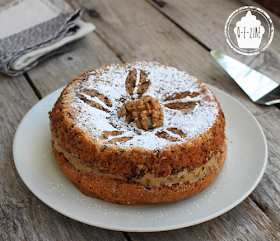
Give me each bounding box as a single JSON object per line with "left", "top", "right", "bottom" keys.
{"left": 128, "top": 199, "right": 280, "bottom": 240}
{"left": 0, "top": 74, "right": 37, "bottom": 240}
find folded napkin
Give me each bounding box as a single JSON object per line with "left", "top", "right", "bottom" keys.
{"left": 0, "top": 0, "right": 95, "bottom": 76}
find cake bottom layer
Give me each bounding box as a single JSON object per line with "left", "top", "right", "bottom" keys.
{"left": 51, "top": 141, "right": 227, "bottom": 205}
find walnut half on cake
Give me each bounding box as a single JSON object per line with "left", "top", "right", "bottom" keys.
{"left": 49, "top": 62, "right": 227, "bottom": 205}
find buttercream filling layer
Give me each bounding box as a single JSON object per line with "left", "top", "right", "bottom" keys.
{"left": 53, "top": 137, "right": 220, "bottom": 188}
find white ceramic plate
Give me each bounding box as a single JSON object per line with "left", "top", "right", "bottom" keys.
{"left": 13, "top": 85, "right": 267, "bottom": 232}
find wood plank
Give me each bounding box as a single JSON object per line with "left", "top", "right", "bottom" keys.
{"left": 0, "top": 73, "right": 37, "bottom": 240}
{"left": 65, "top": 0, "right": 280, "bottom": 238}
{"left": 249, "top": 106, "right": 280, "bottom": 228}
{"left": 146, "top": 0, "right": 249, "bottom": 60}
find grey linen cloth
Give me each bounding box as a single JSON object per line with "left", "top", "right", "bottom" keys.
{"left": 0, "top": 8, "right": 83, "bottom": 76}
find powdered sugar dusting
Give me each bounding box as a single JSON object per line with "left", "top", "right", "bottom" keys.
{"left": 68, "top": 62, "right": 219, "bottom": 150}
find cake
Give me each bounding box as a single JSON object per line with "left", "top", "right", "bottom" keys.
{"left": 49, "top": 62, "right": 227, "bottom": 205}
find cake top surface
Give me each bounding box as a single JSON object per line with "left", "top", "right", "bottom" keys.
{"left": 67, "top": 62, "right": 219, "bottom": 150}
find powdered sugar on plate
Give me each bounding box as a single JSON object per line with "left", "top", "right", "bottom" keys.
{"left": 69, "top": 62, "right": 219, "bottom": 150}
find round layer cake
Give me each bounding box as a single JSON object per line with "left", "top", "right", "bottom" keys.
{"left": 49, "top": 62, "right": 227, "bottom": 205}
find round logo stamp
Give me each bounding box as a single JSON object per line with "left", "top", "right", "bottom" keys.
{"left": 225, "top": 6, "right": 274, "bottom": 55}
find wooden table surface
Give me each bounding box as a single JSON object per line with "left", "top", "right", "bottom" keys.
{"left": 1, "top": 0, "right": 280, "bottom": 240}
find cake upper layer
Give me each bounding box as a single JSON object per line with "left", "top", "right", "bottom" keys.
{"left": 65, "top": 62, "right": 219, "bottom": 150}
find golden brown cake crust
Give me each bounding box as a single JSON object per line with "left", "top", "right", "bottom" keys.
{"left": 49, "top": 62, "right": 226, "bottom": 179}
{"left": 52, "top": 140, "right": 227, "bottom": 205}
